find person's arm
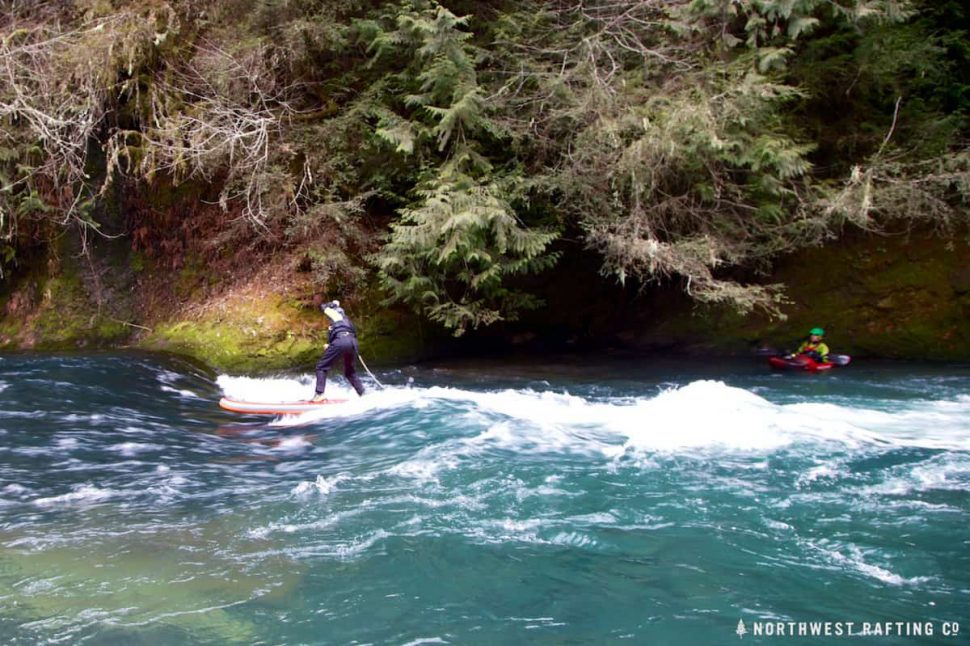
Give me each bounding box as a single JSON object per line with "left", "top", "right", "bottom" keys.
{"left": 818, "top": 342, "right": 830, "bottom": 362}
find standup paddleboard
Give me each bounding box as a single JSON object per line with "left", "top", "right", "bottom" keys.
{"left": 218, "top": 397, "right": 348, "bottom": 415}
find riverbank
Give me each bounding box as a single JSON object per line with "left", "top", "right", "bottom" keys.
{"left": 1, "top": 226, "right": 967, "bottom": 372}
{"left": 632, "top": 230, "right": 970, "bottom": 360}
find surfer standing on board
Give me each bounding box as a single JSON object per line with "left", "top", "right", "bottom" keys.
{"left": 311, "top": 300, "right": 366, "bottom": 402}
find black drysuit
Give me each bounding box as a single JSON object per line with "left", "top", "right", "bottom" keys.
{"left": 314, "top": 305, "right": 365, "bottom": 397}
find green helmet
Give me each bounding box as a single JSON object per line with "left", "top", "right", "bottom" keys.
{"left": 809, "top": 327, "right": 825, "bottom": 336}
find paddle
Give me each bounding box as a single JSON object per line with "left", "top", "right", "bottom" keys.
{"left": 828, "top": 354, "right": 852, "bottom": 366}
{"left": 357, "top": 353, "right": 386, "bottom": 388}
{"left": 756, "top": 346, "right": 789, "bottom": 358}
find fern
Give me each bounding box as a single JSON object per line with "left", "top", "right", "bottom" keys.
{"left": 374, "top": 110, "right": 419, "bottom": 154}
{"left": 378, "top": 170, "right": 558, "bottom": 335}
{"left": 366, "top": 1, "right": 558, "bottom": 332}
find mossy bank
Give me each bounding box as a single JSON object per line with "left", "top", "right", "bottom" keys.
{"left": 634, "top": 231, "right": 970, "bottom": 360}
{"left": 0, "top": 231, "right": 427, "bottom": 374}
{"left": 140, "top": 290, "right": 424, "bottom": 374}
{"left": 2, "top": 225, "right": 968, "bottom": 368}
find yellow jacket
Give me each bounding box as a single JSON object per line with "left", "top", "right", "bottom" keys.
{"left": 797, "top": 340, "right": 829, "bottom": 361}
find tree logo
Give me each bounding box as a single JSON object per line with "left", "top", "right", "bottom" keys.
{"left": 736, "top": 619, "right": 748, "bottom": 639}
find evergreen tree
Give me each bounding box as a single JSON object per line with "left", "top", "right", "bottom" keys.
{"left": 365, "top": 1, "right": 559, "bottom": 334}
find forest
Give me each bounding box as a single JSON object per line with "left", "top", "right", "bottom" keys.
{"left": 1, "top": 0, "right": 967, "bottom": 339}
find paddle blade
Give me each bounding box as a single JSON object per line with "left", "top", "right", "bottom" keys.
{"left": 755, "top": 346, "right": 784, "bottom": 357}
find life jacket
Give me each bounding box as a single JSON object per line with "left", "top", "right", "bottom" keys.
{"left": 797, "top": 340, "right": 829, "bottom": 360}
{"left": 323, "top": 303, "right": 357, "bottom": 343}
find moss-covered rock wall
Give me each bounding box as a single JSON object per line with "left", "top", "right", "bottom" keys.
{"left": 0, "top": 223, "right": 429, "bottom": 373}
{"left": 640, "top": 232, "right": 970, "bottom": 360}
{"left": 139, "top": 287, "right": 428, "bottom": 374}
{"left": 2, "top": 226, "right": 967, "bottom": 368}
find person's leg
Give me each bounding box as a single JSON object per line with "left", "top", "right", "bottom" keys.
{"left": 343, "top": 341, "right": 365, "bottom": 396}
{"left": 314, "top": 344, "right": 341, "bottom": 395}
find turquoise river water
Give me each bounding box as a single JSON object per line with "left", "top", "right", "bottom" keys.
{"left": 0, "top": 352, "right": 967, "bottom": 644}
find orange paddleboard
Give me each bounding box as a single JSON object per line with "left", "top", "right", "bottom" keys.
{"left": 218, "top": 397, "right": 348, "bottom": 415}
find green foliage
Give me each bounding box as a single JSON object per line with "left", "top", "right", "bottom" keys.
{"left": 820, "top": 152, "right": 970, "bottom": 231}
{"left": 788, "top": 0, "right": 966, "bottom": 168}
{"left": 478, "top": 0, "right": 968, "bottom": 314}
{"left": 0, "top": 5, "right": 179, "bottom": 279}
{"left": 0, "top": 0, "right": 966, "bottom": 328}
{"left": 482, "top": 2, "right": 825, "bottom": 313}
{"left": 377, "top": 169, "right": 558, "bottom": 333}
{"left": 0, "top": 138, "right": 53, "bottom": 279}
{"left": 364, "top": 0, "right": 558, "bottom": 334}
{"left": 361, "top": 1, "right": 499, "bottom": 160}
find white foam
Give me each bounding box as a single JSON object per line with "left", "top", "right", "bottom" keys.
{"left": 549, "top": 531, "right": 597, "bottom": 547}
{"left": 108, "top": 442, "right": 160, "bottom": 457}
{"left": 824, "top": 544, "right": 933, "bottom": 587}
{"left": 400, "top": 638, "right": 449, "bottom": 646}
{"left": 18, "top": 577, "right": 59, "bottom": 595}
{"left": 784, "top": 399, "right": 970, "bottom": 450}
{"left": 268, "top": 435, "right": 313, "bottom": 452}
{"left": 251, "top": 528, "right": 391, "bottom": 559}
{"left": 13, "top": 446, "right": 57, "bottom": 457}
{"left": 156, "top": 369, "right": 182, "bottom": 385}
{"left": 247, "top": 506, "right": 371, "bottom": 539}
{"left": 462, "top": 517, "right": 600, "bottom": 547}
{"left": 797, "top": 464, "right": 842, "bottom": 488}
{"left": 60, "top": 414, "right": 109, "bottom": 431}
{"left": 217, "top": 374, "right": 319, "bottom": 404}
{"left": 858, "top": 454, "right": 970, "bottom": 497}
{"left": 292, "top": 473, "right": 350, "bottom": 497}
{"left": 334, "top": 528, "right": 391, "bottom": 558}
{"left": 270, "top": 387, "right": 424, "bottom": 427}
{"left": 607, "top": 381, "right": 794, "bottom": 454}
{"left": 385, "top": 455, "right": 457, "bottom": 484}
{"left": 147, "top": 472, "right": 191, "bottom": 501}
{"left": 160, "top": 385, "right": 200, "bottom": 399}
{"left": 218, "top": 375, "right": 970, "bottom": 456}
{"left": 568, "top": 512, "right": 615, "bottom": 524}
{"left": 33, "top": 485, "right": 116, "bottom": 507}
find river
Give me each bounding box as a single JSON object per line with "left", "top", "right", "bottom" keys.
{"left": 0, "top": 352, "right": 967, "bottom": 644}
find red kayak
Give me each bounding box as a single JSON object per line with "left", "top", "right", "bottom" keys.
{"left": 768, "top": 353, "right": 851, "bottom": 372}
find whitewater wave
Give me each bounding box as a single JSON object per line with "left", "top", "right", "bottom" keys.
{"left": 217, "top": 375, "right": 970, "bottom": 455}
{"left": 292, "top": 473, "right": 351, "bottom": 497}
{"left": 810, "top": 541, "right": 935, "bottom": 587}
{"left": 33, "top": 484, "right": 118, "bottom": 507}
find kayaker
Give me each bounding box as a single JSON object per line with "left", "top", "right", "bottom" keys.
{"left": 794, "top": 327, "right": 830, "bottom": 363}
{"left": 311, "top": 300, "right": 365, "bottom": 402}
